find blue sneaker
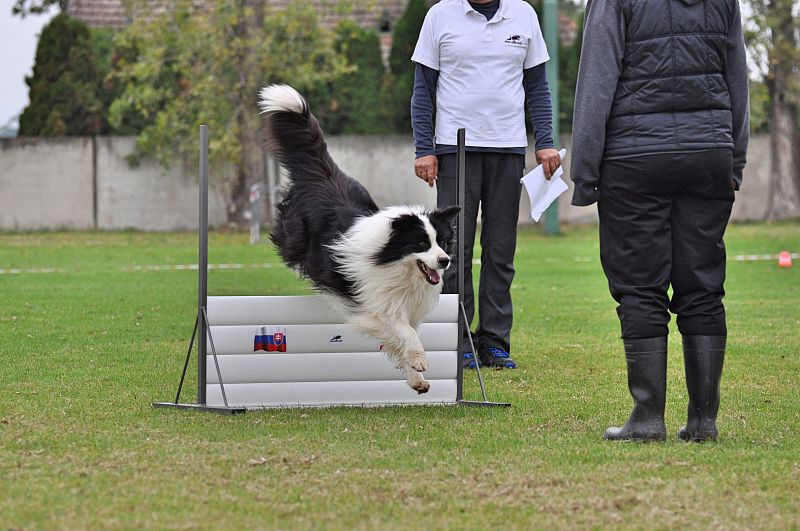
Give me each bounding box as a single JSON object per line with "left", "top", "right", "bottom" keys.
{"left": 478, "top": 345, "right": 517, "bottom": 369}
{"left": 462, "top": 352, "right": 481, "bottom": 369}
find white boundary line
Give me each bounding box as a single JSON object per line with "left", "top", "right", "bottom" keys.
{"left": 0, "top": 263, "right": 278, "bottom": 275}
{"left": 1, "top": 254, "right": 796, "bottom": 275}
{"left": 572, "top": 253, "right": 799, "bottom": 263}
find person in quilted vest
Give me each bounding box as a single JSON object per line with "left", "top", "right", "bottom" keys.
{"left": 571, "top": 0, "right": 749, "bottom": 442}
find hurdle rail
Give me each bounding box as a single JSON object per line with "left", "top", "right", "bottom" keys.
{"left": 153, "top": 126, "right": 510, "bottom": 413}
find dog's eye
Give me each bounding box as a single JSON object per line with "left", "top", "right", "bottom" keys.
{"left": 417, "top": 240, "right": 428, "bottom": 249}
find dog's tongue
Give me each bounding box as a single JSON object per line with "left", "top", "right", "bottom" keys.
{"left": 429, "top": 268, "right": 440, "bottom": 284}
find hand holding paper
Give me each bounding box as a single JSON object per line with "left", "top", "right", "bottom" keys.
{"left": 520, "top": 148, "right": 568, "bottom": 222}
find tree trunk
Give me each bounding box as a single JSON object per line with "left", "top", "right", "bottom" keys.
{"left": 227, "top": 124, "right": 263, "bottom": 225}
{"left": 226, "top": 0, "right": 263, "bottom": 225}
{"left": 766, "top": 79, "right": 800, "bottom": 220}
{"left": 765, "top": 0, "right": 800, "bottom": 221}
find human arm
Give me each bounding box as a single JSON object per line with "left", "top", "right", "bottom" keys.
{"left": 523, "top": 64, "right": 560, "bottom": 178}
{"left": 411, "top": 62, "right": 439, "bottom": 187}
{"left": 725, "top": 0, "right": 749, "bottom": 190}
{"left": 570, "top": 0, "right": 626, "bottom": 206}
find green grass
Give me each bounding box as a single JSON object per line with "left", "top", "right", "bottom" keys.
{"left": 1, "top": 222, "right": 798, "bottom": 529}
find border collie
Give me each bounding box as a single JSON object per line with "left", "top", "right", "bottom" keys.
{"left": 259, "top": 84, "right": 460, "bottom": 394}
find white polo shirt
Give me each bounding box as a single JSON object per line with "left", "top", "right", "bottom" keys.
{"left": 411, "top": 0, "right": 549, "bottom": 148}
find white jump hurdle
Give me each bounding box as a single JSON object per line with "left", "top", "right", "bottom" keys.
{"left": 204, "top": 295, "right": 460, "bottom": 408}
{"left": 153, "top": 126, "right": 509, "bottom": 414}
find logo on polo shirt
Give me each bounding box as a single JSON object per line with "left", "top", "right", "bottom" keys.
{"left": 504, "top": 34, "right": 526, "bottom": 47}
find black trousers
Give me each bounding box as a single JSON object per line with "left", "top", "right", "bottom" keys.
{"left": 598, "top": 150, "right": 735, "bottom": 339}
{"left": 437, "top": 152, "right": 524, "bottom": 352}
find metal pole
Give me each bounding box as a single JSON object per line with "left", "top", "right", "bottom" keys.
{"left": 198, "top": 125, "right": 209, "bottom": 405}
{"left": 456, "top": 128, "right": 466, "bottom": 401}
{"left": 174, "top": 312, "right": 199, "bottom": 404}
{"left": 543, "top": 0, "right": 561, "bottom": 236}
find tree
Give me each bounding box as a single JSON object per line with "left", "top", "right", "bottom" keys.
{"left": 11, "top": 0, "right": 65, "bottom": 17}
{"left": 108, "top": 0, "right": 349, "bottom": 222}
{"left": 558, "top": 11, "right": 582, "bottom": 133}
{"left": 308, "top": 20, "right": 388, "bottom": 135}
{"left": 385, "top": 0, "right": 428, "bottom": 132}
{"left": 745, "top": 0, "right": 800, "bottom": 220}
{"left": 19, "top": 13, "right": 104, "bottom": 136}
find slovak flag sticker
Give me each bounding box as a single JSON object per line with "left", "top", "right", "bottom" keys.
{"left": 254, "top": 326, "right": 287, "bottom": 352}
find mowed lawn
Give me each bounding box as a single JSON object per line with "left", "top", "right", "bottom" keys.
{"left": 1, "top": 222, "right": 798, "bottom": 529}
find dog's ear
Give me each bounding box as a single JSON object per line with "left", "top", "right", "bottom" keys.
{"left": 432, "top": 205, "right": 461, "bottom": 224}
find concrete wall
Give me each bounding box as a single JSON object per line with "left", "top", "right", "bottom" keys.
{"left": 0, "top": 137, "right": 95, "bottom": 230}
{"left": 327, "top": 135, "right": 438, "bottom": 210}
{"left": 95, "top": 137, "right": 227, "bottom": 231}
{"left": 0, "top": 134, "right": 778, "bottom": 231}
{"left": 730, "top": 134, "right": 770, "bottom": 221}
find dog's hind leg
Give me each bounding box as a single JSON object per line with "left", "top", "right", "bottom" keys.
{"left": 349, "top": 313, "right": 430, "bottom": 394}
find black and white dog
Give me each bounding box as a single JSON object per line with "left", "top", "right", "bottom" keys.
{"left": 259, "top": 85, "right": 460, "bottom": 394}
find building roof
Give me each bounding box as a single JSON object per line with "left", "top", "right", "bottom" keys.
{"left": 67, "top": 0, "right": 579, "bottom": 49}
{"left": 66, "top": 0, "right": 410, "bottom": 31}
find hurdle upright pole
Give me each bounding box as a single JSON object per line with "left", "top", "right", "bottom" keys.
{"left": 197, "top": 124, "right": 209, "bottom": 405}
{"left": 456, "top": 128, "right": 466, "bottom": 401}
{"left": 152, "top": 126, "right": 245, "bottom": 414}
{"left": 455, "top": 128, "right": 510, "bottom": 408}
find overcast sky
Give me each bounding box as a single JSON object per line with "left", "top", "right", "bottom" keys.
{"left": 0, "top": 4, "right": 56, "bottom": 127}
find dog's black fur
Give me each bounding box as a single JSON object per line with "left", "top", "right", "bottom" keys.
{"left": 260, "top": 84, "right": 460, "bottom": 393}
{"left": 263, "top": 95, "right": 379, "bottom": 300}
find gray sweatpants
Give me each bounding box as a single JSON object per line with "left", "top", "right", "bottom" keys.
{"left": 436, "top": 151, "right": 524, "bottom": 353}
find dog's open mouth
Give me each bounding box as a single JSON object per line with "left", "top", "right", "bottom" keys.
{"left": 416, "top": 260, "right": 441, "bottom": 285}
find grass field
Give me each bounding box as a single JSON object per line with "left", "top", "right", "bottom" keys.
{"left": 1, "top": 222, "right": 799, "bottom": 529}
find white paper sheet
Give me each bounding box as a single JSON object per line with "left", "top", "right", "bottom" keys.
{"left": 520, "top": 148, "right": 568, "bottom": 222}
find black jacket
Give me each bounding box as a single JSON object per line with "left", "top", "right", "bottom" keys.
{"left": 570, "top": 0, "right": 749, "bottom": 206}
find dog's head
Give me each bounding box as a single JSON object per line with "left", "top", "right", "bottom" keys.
{"left": 374, "top": 205, "right": 461, "bottom": 286}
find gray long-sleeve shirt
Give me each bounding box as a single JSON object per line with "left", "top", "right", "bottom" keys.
{"left": 570, "top": 0, "right": 750, "bottom": 206}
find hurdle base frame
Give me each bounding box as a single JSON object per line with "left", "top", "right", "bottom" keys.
{"left": 458, "top": 400, "right": 512, "bottom": 408}
{"left": 152, "top": 402, "right": 247, "bottom": 415}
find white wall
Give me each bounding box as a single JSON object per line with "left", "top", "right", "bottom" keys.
{"left": 94, "top": 137, "right": 227, "bottom": 231}
{"left": 0, "top": 134, "right": 780, "bottom": 231}
{"left": 0, "top": 137, "right": 94, "bottom": 230}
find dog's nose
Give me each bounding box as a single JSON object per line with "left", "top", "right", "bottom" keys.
{"left": 437, "top": 256, "right": 450, "bottom": 269}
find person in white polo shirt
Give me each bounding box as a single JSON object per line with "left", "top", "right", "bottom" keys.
{"left": 411, "top": 0, "right": 560, "bottom": 370}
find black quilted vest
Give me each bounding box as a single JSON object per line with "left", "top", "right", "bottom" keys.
{"left": 605, "top": 0, "right": 738, "bottom": 157}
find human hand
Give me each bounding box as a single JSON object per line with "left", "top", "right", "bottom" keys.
{"left": 535, "top": 148, "right": 562, "bottom": 180}
{"left": 415, "top": 155, "right": 438, "bottom": 188}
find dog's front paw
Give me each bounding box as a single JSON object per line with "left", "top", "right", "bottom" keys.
{"left": 410, "top": 379, "right": 430, "bottom": 394}
{"left": 408, "top": 353, "right": 428, "bottom": 373}
{"left": 406, "top": 371, "right": 430, "bottom": 394}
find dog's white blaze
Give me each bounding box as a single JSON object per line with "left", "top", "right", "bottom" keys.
{"left": 258, "top": 84, "right": 306, "bottom": 115}
{"left": 418, "top": 214, "right": 446, "bottom": 268}
{"left": 330, "top": 205, "right": 443, "bottom": 333}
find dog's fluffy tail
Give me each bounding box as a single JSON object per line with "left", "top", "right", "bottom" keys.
{"left": 259, "top": 84, "right": 337, "bottom": 183}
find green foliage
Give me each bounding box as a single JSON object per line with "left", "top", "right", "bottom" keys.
{"left": 108, "top": 0, "right": 349, "bottom": 216}
{"left": 308, "top": 20, "right": 388, "bottom": 135}
{"left": 89, "top": 27, "right": 120, "bottom": 135}
{"left": 557, "top": 12, "right": 582, "bottom": 133}
{"left": 18, "top": 13, "right": 104, "bottom": 136}
{"left": 743, "top": 0, "right": 800, "bottom": 121}
{"left": 386, "top": 0, "right": 428, "bottom": 132}
{"left": 388, "top": 0, "right": 427, "bottom": 78}
{"left": 748, "top": 80, "right": 770, "bottom": 133}
{"left": 11, "top": 0, "right": 64, "bottom": 17}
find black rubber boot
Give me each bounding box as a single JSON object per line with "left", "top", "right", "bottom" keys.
{"left": 678, "top": 335, "right": 726, "bottom": 442}
{"left": 604, "top": 337, "right": 668, "bottom": 442}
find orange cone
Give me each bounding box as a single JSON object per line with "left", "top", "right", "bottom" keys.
{"left": 778, "top": 251, "right": 792, "bottom": 268}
